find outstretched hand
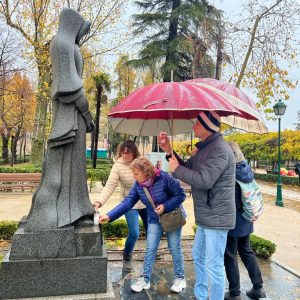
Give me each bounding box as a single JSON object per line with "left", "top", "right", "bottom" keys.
{"left": 93, "top": 201, "right": 102, "bottom": 211}
{"left": 99, "top": 215, "right": 110, "bottom": 224}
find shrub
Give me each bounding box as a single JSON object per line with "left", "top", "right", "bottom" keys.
{"left": 0, "top": 165, "right": 42, "bottom": 173}
{"left": 86, "top": 165, "right": 112, "bottom": 187}
{"left": 250, "top": 234, "right": 276, "bottom": 259}
{"left": 0, "top": 219, "right": 147, "bottom": 240}
{"left": 255, "top": 173, "right": 299, "bottom": 186}
{"left": 101, "top": 219, "right": 146, "bottom": 238}
{"left": 192, "top": 225, "right": 276, "bottom": 259}
{"left": 0, "top": 221, "right": 18, "bottom": 240}
{"left": 86, "top": 158, "right": 113, "bottom": 167}
{"left": 0, "top": 162, "right": 113, "bottom": 187}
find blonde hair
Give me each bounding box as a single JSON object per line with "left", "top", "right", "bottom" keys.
{"left": 228, "top": 141, "right": 245, "bottom": 163}
{"left": 130, "top": 157, "right": 156, "bottom": 180}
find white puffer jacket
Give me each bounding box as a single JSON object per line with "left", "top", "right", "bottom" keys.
{"left": 97, "top": 157, "right": 145, "bottom": 209}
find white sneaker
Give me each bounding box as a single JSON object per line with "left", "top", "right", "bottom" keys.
{"left": 170, "top": 278, "right": 186, "bottom": 292}
{"left": 130, "top": 278, "right": 150, "bottom": 292}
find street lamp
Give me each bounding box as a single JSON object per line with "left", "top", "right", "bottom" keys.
{"left": 273, "top": 99, "right": 287, "bottom": 207}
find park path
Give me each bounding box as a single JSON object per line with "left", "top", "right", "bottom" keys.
{"left": 0, "top": 182, "right": 300, "bottom": 276}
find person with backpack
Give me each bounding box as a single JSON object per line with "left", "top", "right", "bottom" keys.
{"left": 224, "top": 141, "right": 266, "bottom": 300}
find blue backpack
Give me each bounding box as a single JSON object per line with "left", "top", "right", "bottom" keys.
{"left": 236, "top": 179, "right": 264, "bottom": 222}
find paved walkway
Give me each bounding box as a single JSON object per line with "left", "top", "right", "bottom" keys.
{"left": 0, "top": 182, "right": 300, "bottom": 277}
{"left": 259, "top": 181, "right": 300, "bottom": 202}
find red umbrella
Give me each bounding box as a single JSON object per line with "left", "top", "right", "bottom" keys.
{"left": 186, "top": 78, "right": 268, "bottom": 134}
{"left": 109, "top": 81, "right": 240, "bottom": 136}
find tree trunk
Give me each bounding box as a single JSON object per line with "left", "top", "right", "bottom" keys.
{"left": 90, "top": 132, "right": 95, "bottom": 160}
{"left": 12, "top": 136, "right": 18, "bottom": 163}
{"left": 215, "top": 35, "right": 223, "bottom": 80}
{"left": 30, "top": 63, "right": 51, "bottom": 165}
{"left": 1, "top": 134, "right": 9, "bottom": 163}
{"left": 19, "top": 135, "right": 23, "bottom": 160}
{"left": 235, "top": 16, "right": 259, "bottom": 88}
{"left": 10, "top": 135, "right": 16, "bottom": 166}
{"left": 92, "top": 85, "right": 103, "bottom": 168}
{"left": 163, "top": 0, "right": 180, "bottom": 82}
{"left": 23, "top": 133, "right": 27, "bottom": 162}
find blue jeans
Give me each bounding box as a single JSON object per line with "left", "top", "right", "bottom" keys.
{"left": 123, "top": 208, "right": 148, "bottom": 258}
{"left": 192, "top": 225, "right": 228, "bottom": 300}
{"left": 142, "top": 223, "right": 185, "bottom": 283}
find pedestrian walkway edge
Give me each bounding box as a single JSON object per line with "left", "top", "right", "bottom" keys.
{"left": 271, "top": 258, "right": 300, "bottom": 278}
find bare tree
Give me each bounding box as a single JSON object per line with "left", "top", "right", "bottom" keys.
{"left": 224, "top": 0, "right": 300, "bottom": 116}
{"left": 0, "top": 0, "right": 128, "bottom": 164}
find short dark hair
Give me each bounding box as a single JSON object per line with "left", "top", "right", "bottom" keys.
{"left": 115, "top": 140, "right": 140, "bottom": 159}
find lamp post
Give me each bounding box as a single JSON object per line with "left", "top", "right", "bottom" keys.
{"left": 273, "top": 99, "right": 287, "bottom": 207}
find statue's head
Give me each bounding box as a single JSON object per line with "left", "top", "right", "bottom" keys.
{"left": 57, "top": 8, "right": 90, "bottom": 43}
{"left": 75, "top": 20, "right": 91, "bottom": 45}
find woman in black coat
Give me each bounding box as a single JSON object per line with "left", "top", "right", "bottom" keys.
{"left": 224, "top": 141, "right": 266, "bottom": 300}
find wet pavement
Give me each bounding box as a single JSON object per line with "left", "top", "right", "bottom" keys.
{"left": 106, "top": 239, "right": 300, "bottom": 300}
{"left": 109, "top": 259, "right": 300, "bottom": 300}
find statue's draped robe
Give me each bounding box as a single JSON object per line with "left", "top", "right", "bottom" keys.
{"left": 26, "top": 9, "right": 94, "bottom": 231}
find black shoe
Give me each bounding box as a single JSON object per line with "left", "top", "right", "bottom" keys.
{"left": 224, "top": 292, "right": 242, "bottom": 300}
{"left": 122, "top": 259, "right": 133, "bottom": 272}
{"left": 246, "top": 287, "right": 266, "bottom": 299}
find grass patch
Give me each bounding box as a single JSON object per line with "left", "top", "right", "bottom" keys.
{"left": 104, "top": 238, "right": 125, "bottom": 249}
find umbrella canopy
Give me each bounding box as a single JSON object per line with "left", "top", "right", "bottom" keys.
{"left": 187, "top": 78, "right": 268, "bottom": 134}
{"left": 109, "top": 81, "right": 240, "bottom": 136}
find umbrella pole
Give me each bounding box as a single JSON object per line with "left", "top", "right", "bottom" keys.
{"left": 171, "top": 117, "right": 174, "bottom": 155}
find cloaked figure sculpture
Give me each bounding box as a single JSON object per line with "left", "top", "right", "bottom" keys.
{"left": 26, "top": 8, "right": 95, "bottom": 231}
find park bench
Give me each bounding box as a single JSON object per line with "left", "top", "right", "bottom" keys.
{"left": 0, "top": 173, "right": 42, "bottom": 192}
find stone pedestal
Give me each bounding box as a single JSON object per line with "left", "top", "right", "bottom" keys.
{"left": 0, "top": 222, "right": 111, "bottom": 299}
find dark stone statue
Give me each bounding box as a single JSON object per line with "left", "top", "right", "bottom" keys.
{"left": 25, "top": 8, "right": 95, "bottom": 231}
{"left": 0, "top": 9, "right": 111, "bottom": 299}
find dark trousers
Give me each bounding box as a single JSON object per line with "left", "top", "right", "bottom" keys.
{"left": 224, "top": 235, "right": 263, "bottom": 296}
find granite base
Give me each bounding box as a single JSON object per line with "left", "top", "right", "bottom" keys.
{"left": 0, "top": 246, "right": 108, "bottom": 299}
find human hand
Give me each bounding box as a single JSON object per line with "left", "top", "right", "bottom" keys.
{"left": 191, "top": 148, "right": 198, "bottom": 156}
{"left": 99, "top": 215, "right": 110, "bottom": 224}
{"left": 93, "top": 201, "right": 102, "bottom": 211}
{"left": 168, "top": 155, "right": 179, "bottom": 172}
{"left": 158, "top": 131, "right": 172, "bottom": 154}
{"left": 155, "top": 204, "right": 165, "bottom": 215}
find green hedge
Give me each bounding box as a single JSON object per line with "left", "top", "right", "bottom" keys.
{"left": 0, "top": 165, "right": 42, "bottom": 173}
{"left": 86, "top": 165, "right": 112, "bottom": 186}
{"left": 102, "top": 219, "right": 146, "bottom": 238}
{"left": 0, "top": 221, "right": 275, "bottom": 259}
{"left": 250, "top": 234, "right": 276, "bottom": 259}
{"left": 86, "top": 158, "right": 113, "bottom": 167}
{"left": 255, "top": 173, "right": 299, "bottom": 186}
{"left": 192, "top": 225, "right": 276, "bottom": 259}
{"left": 0, "top": 219, "right": 146, "bottom": 240}
{"left": 0, "top": 221, "right": 18, "bottom": 240}
{"left": 0, "top": 163, "right": 113, "bottom": 186}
